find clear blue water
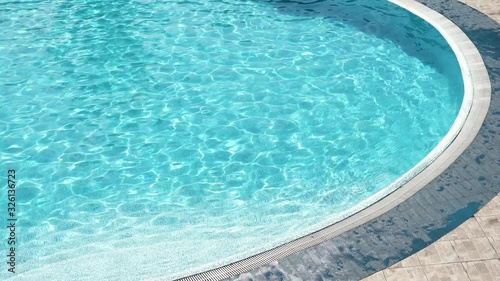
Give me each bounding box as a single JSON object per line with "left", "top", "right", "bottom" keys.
{"left": 0, "top": 0, "right": 463, "bottom": 279}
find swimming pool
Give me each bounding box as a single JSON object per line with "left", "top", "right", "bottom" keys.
{"left": 0, "top": 0, "right": 464, "bottom": 279}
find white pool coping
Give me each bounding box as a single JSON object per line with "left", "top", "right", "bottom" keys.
{"left": 174, "top": 0, "right": 492, "bottom": 280}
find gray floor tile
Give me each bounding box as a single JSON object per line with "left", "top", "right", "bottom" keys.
{"left": 463, "top": 259, "right": 500, "bottom": 281}
{"left": 389, "top": 254, "right": 421, "bottom": 269}
{"left": 259, "top": 262, "right": 292, "bottom": 281}
{"left": 488, "top": 236, "right": 500, "bottom": 256}
{"left": 450, "top": 237, "right": 499, "bottom": 261}
{"left": 476, "top": 194, "right": 500, "bottom": 218}
{"left": 362, "top": 271, "right": 387, "bottom": 281}
{"left": 383, "top": 266, "right": 429, "bottom": 281}
{"left": 423, "top": 263, "right": 470, "bottom": 281}
{"left": 443, "top": 217, "right": 486, "bottom": 240}
{"left": 416, "top": 240, "right": 460, "bottom": 265}
{"left": 476, "top": 215, "right": 500, "bottom": 237}
{"left": 275, "top": 259, "right": 304, "bottom": 281}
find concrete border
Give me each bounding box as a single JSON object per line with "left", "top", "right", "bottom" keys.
{"left": 174, "top": 0, "right": 491, "bottom": 280}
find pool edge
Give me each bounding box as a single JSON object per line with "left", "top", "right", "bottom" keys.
{"left": 173, "top": 1, "right": 492, "bottom": 280}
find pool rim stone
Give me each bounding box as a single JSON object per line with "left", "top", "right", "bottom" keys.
{"left": 173, "top": 0, "right": 491, "bottom": 280}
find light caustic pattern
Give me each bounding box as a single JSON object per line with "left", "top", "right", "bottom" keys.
{"left": 0, "top": 0, "right": 463, "bottom": 279}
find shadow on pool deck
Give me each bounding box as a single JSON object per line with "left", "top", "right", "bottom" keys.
{"left": 226, "top": 0, "right": 500, "bottom": 280}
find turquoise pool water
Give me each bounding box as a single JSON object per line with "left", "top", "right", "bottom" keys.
{"left": 0, "top": 0, "right": 463, "bottom": 279}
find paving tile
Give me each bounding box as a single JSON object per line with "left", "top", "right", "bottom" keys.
{"left": 459, "top": 0, "right": 500, "bottom": 22}
{"left": 389, "top": 254, "right": 421, "bottom": 269}
{"left": 362, "top": 271, "right": 387, "bottom": 281}
{"left": 423, "top": 263, "right": 470, "bottom": 281}
{"left": 457, "top": 191, "right": 491, "bottom": 209}
{"left": 410, "top": 196, "right": 446, "bottom": 223}
{"left": 450, "top": 237, "right": 499, "bottom": 261}
{"left": 442, "top": 217, "right": 486, "bottom": 240}
{"left": 275, "top": 259, "right": 303, "bottom": 281}
{"left": 232, "top": 273, "right": 253, "bottom": 281}
{"left": 463, "top": 259, "right": 500, "bottom": 281}
{"left": 322, "top": 239, "right": 368, "bottom": 280}
{"left": 476, "top": 196, "right": 500, "bottom": 217}
{"left": 488, "top": 236, "right": 500, "bottom": 256}
{"left": 455, "top": 148, "right": 499, "bottom": 178}
{"left": 419, "top": 188, "right": 449, "bottom": 205}
{"left": 340, "top": 239, "right": 385, "bottom": 275}
{"left": 283, "top": 253, "right": 317, "bottom": 280}
{"left": 395, "top": 206, "right": 427, "bottom": 229}
{"left": 431, "top": 181, "right": 461, "bottom": 202}
{"left": 313, "top": 242, "right": 358, "bottom": 280}
{"left": 475, "top": 175, "right": 500, "bottom": 196}
{"left": 383, "top": 266, "right": 429, "bottom": 281}
{"left": 292, "top": 248, "right": 321, "bottom": 275}
{"left": 416, "top": 240, "right": 460, "bottom": 265}
{"left": 476, "top": 216, "right": 500, "bottom": 237}
{"left": 312, "top": 242, "right": 338, "bottom": 268}
{"left": 259, "top": 262, "right": 292, "bottom": 281}
{"left": 434, "top": 170, "right": 468, "bottom": 192}
{"left": 459, "top": 179, "right": 490, "bottom": 199}
{"left": 250, "top": 270, "right": 267, "bottom": 281}
{"left": 305, "top": 248, "right": 326, "bottom": 268}
{"left": 349, "top": 235, "right": 385, "bottom": 263}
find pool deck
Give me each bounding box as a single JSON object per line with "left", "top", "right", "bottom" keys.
{"left": 176, "top": 0, "right": 499, "bottom": 280}
{"left": 458, "top": 0, "right": 500, "bottom": 23}
{"left": 363, "top": 196, "right": 500, "bottom": 281}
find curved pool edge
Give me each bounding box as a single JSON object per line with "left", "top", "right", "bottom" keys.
{"left": 172, "top": 0, "right": 492, "bottom": 280}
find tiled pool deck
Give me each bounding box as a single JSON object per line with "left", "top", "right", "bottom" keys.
{"left": 177, "top": 0, "right": 499, "bottom": 280}
{"left": 363, "top": 196, "right": 500, "bottom": 281}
